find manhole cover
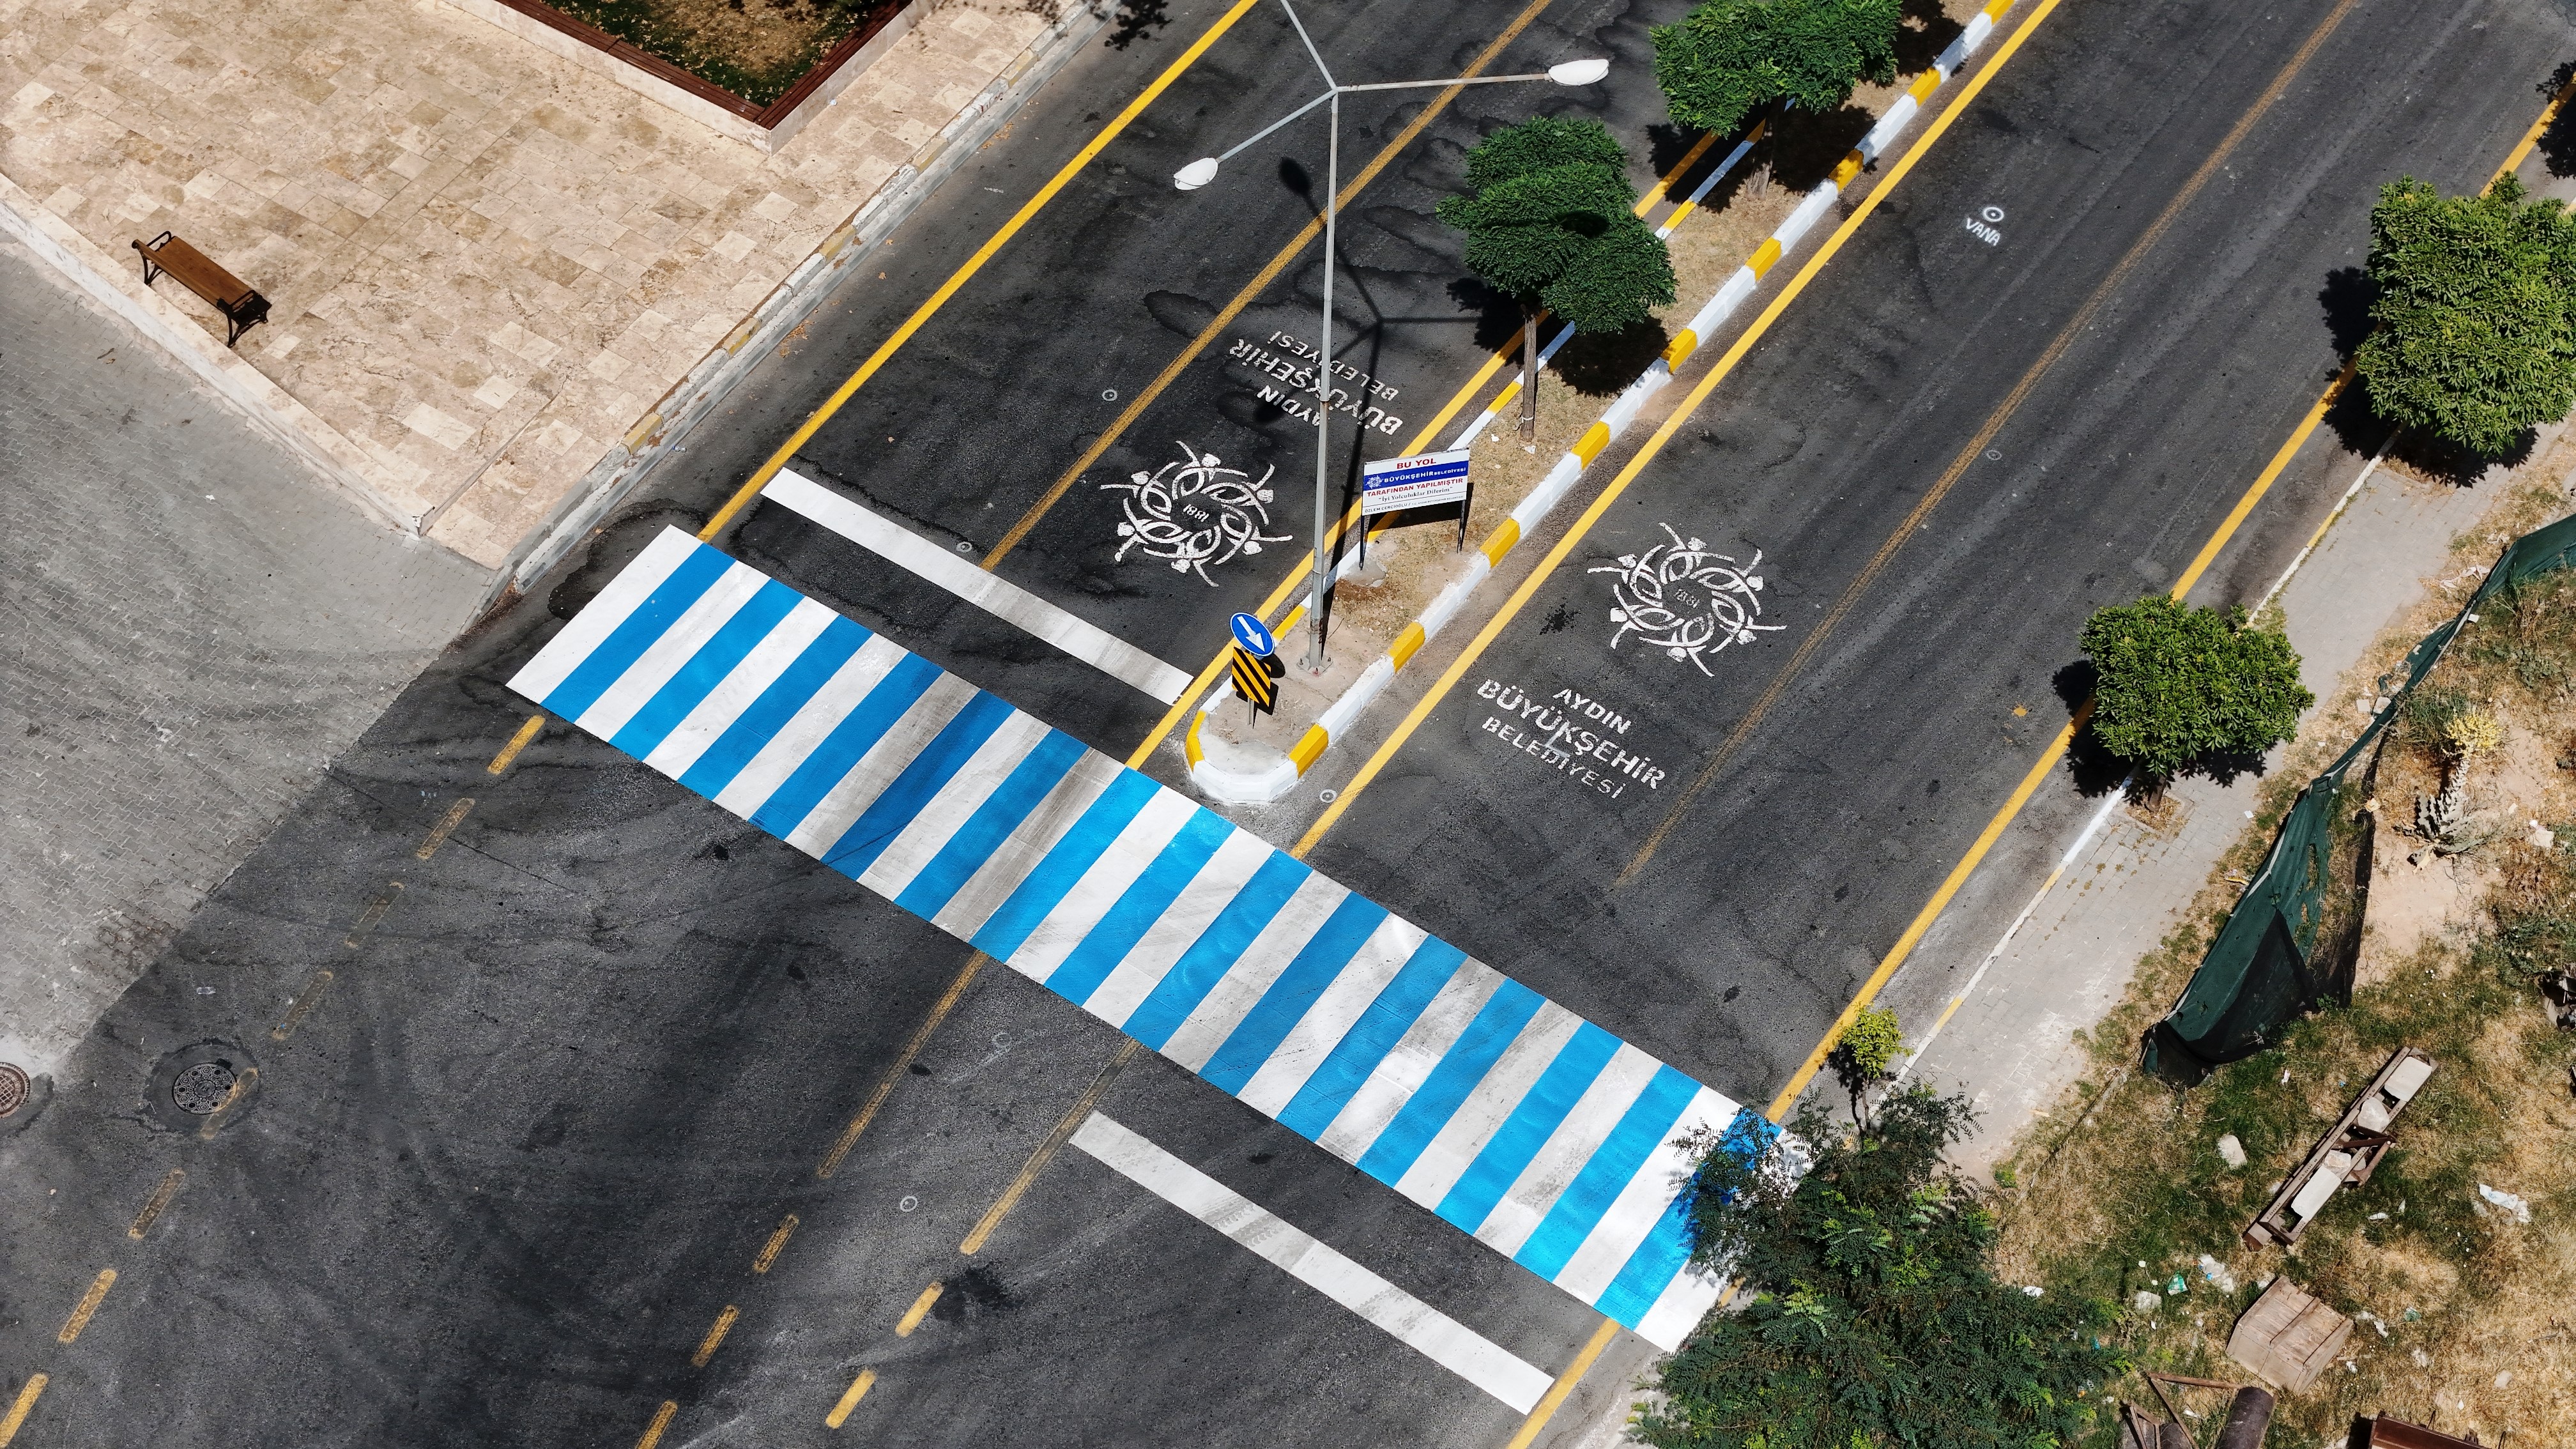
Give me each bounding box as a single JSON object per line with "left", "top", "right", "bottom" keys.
{"left": 0, "top": 1063, "right": 27, "bottom": 1118}
{"left": 171, "top": 1061, "right": 238, "bottom": 1115}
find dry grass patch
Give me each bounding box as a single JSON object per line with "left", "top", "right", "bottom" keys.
{"left": 1986, "top": 482, "right": 2576, "bottom": 1447}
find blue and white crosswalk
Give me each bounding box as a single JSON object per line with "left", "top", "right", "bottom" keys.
{"left": 510, "top": 527, "right": 1761, "bottom": 1349}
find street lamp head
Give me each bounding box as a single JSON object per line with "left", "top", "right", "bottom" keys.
{"left": 1173, "top": 157, "right": 1221, "bottom": 191}
{"left": 1547, "top": 57, "right": 1610, "bottom": 86}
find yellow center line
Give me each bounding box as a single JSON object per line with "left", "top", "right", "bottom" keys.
{"left": 0, "top": 1375, "right": 47, "bottom": 1447}
{"left": 753, "top": 1213, "right": 800, "bottom": 1274}
{"left": 414, "top": 798, "right": 475, "bottom": 861}
{"left": 1501, "top": 1315, "right": 1621, "bottom": 1449}
{"left": 696, "top": 0, "right": 1267, "bottom": 544}
{"left": 487, "top": 714, "right": 546, "bottom": 774}
{"left": 1289, "top": 0, "right": 2069, "bottom": 861}
{"left": 633, "top": 1400, "right": 678, "bottom": 1449}
{"left": 128, "top": 1168, "right": 188, "bottom": 1240}
{"left": 824, "top": 1368, "right": 878, "bottom": 1429}
{"left": 980, "top": 0, "right": 1565, "bottom": 569}
{"left": 56, "top": 1268, "right": 117, "bottom": 1345}
{"left": 893, "top": 1283, "right": 944, "bottom": 1337}
{"left": 958, "top": 1039, "right": 1139, "bottom": 1254}
{"left": 690, "top": 1304, "right": 740, "bottom": 1367}
{"left": 817, "top": 950, "right": 989, "bottom": 1178}
{"left": 196, "top": 1067, "right": 257, "bottom": 1140}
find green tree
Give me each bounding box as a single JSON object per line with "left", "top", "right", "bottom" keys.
{"left": 1642, "top": 1090, "right": 2122, "bottom": 1449}
{"left": 1436, "top": 116, "right": 1676, "bottom": 437}
{"left": 2356, "top": 174, "right": 2576, "bottom": 457}
{"left": 1652, "top": 0, "right": 1905, "bottom": 140}
{"left": 1827, "top": 1004, "right": 1904, "bottom": 1124}
{"left": 2080, "top": 596, "right": 2314, "bottom": 789}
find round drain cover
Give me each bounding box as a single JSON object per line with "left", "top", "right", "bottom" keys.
{"left": 0, "top": 1063, "right": 27, "bottom": 1118}
{"left": 171, "top": 1061, "right": 238, "bottom": 1115}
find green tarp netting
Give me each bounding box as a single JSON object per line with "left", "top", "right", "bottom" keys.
{"left": 2144, "top": 509, "right": 2576, "bottom": 1084}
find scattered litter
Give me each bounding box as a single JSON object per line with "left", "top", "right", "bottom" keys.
{"left": 2403, "top": 1308, "right": 2420, "bottom": 1322}
{"left": 2476, "top": 1184, "right": 2531, "bottom": 1224}
{"left": 2198, "top": 1254, "right": 2237, "bottom": 1293}
{"left": 2368, "top": 1212, "right": 2389, "bottom": 1220}
{"left": 2345, "top": 1360, "right": 2358, "bottom": 1374}
{"left": 2022, "top": 1284, "right": 2044, "bottom": 1298}
{"left": 2167, "top": 1273, "right": 2189, "bottom": 1296}
{"left": 2411, "top": 1347, "right": 2431, "bottom": 1368}
{"left": 2356, "top": 1311, "right": 2390, "bottom": 1338}
{"left": 2496, "top": 1372, "right": 2512, "bottom": 1388}
{"left": 2256, "top": 1274, "right": 2274, "bottom": 1291}
{"left": 2529, "top": 821, "right": 2557, "bottom": 850}
{"left": 2134, "top": 1291, "right": 2162, "bottom": 1314}
{"left": 2281, "top": 1069, "right": 2292, "bottom": 1085}
{"left": 2217, "top": 1133, "right": 2247, "bottom": 1169}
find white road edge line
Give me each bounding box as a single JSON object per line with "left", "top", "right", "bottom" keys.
{"left": 1068, "top": 1111, "right": 1555, "bottom": 1414}
{"left": 765, "top": 468, "right": 1193, "bottom": 704}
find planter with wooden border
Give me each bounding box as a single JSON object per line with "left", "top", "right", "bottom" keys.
{"left": 440, "top": 0, "right": 924, "bottom": 150}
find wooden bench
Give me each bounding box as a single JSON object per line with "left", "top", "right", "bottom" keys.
{"left": 132, "top": 231, "right": 270, "bottom": 348}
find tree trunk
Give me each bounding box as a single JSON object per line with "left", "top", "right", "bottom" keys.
{"left": 1517, "top": 305, "right": 1538, "bottom": 440}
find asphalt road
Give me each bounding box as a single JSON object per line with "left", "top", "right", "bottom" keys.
{"left": 8, "top": 0, "right": 2575, "bottom": 1445}
{"left": 1300, "top": 0, "right": 2575, "bottom": 1114}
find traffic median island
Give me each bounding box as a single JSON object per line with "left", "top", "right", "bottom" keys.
{"left": 1184, "top": 0, "right": 2026, "bottom": 808}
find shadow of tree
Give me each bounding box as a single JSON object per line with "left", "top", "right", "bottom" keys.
{"left": 2538, "top": 59, "right": 2576, "bottom": 177}
{"left": 1552, "top": 318, "right": 1671, "bottom": 396}
{"left": 1769, "top": 103, "right": 1878, "bottom": 193}
{"left": 1894, "top": 0, "right": 1965, "bottom": 76}
{"left": 2384, "top": 417, "right": 2533, "bottom": 487}
{"left": 2052, "top": 659, "right": 2130, "bottom": 799}
{"left": 2319, "top": 265, "right": 2372, "bottom": 363}
{"left": 1097, "top": 0, "right": 1169, "bottom": 50}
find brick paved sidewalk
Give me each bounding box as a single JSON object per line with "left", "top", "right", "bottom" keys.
{"left": 0, "top": 0, "right": 1054, "bottom": 570}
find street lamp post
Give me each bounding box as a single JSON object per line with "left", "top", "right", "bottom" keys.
{"left": 1174, "top": 4, "right": 1607, "bottom": 673}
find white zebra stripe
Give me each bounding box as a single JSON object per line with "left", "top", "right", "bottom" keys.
{"left": 781, "top": 672, "right": 978, "bottom": 857}
{"left": 1085, "top": 829, "right": 1279, "bottom": 1029}
{"left": 641, "top": 597, "right": 838, "bottom": 779}
{"left": 711, "top": 634, "right": 908, "bottom": 818}
{"left": 1156, "top": 872, "right": 1349, "bottom": 1072}
{"left": 1006, "top": 790, "right": 1202, "bottom": 983}
{"left": 1315, "top": 957, "right": 1503, "bottom": 1163}
{"left": 1473, "top": 1043, "right": 1666, "bottom": 1256}
{"left": 577, "top": 562, "right": 768, "bottom": 740}
{"left": 928, "top": 752, "right": 1127, "bottom": 940}
{"left": 1551, "top": 1085, "right": 1734, "bottom": 1303}
{"left": 1234, "top": 914, "right": 1429, "bottom": 1117}
{"left": 509, "top": 528, "right": 698, "bottom": 702}
{"left": 1392, "top": 1003, "right": 1584, "bottom": 1211}
{"left": 856, "top": 710, "right": 1056, "bottom": 900}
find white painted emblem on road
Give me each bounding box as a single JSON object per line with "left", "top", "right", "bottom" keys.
{"left": 1966, "top": 204, "right": 2004, "bottom": 245}
{"left": 1105, "top": 441, "right": 1289, "bottom": 586}
{"left": 1590, "top": 525, "right": 1782, "bottom": 674}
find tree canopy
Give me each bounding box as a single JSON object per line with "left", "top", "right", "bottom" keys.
{"left": 2081, "top": 595, "right": 2314, "bottom": 786}
{"left": 1434, "top": 116, "right": 1675, "bottom": 335}
{"left": 2356, "top": 173, "right": 2576, "bottom": 457}
{"left": 1652, "top": 0, "right": 1905, "bottom": 137}
{"left": 1643, "top": 1090, "right": 2123, "bottom": 1449}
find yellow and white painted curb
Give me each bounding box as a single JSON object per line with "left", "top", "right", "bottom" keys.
{"left": 1187, "top": 0, "right": 2019, "bottom": 806}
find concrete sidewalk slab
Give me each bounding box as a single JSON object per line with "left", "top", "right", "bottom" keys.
{"left": 0, "top": 226, "right": 486, "bottom": 1081}
{"left": 1902, "top": 433, "right": 2576, "bottom": 1174}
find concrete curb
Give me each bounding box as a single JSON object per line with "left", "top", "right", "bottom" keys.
{"left": 480, "top": 0, "right": 1114, "bottom": 612}
{"left": 1186, "top": 0, "right": 2019, "bottom": 805}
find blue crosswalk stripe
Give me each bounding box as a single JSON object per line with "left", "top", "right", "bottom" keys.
{"left": 507, "top": 528, "right": 1756, "bottom": 1350}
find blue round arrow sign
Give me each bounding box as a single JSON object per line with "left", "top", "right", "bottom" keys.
{"left": 1229, "top": 611, "right": 1276, "bottom": 657}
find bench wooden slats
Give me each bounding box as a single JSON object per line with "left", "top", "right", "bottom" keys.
{"left": 133, "top": 231, "right": 270, "bottom": 347}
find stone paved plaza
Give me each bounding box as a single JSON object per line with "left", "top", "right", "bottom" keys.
{"left": 0, "top": 0, "right": 1048, "bottom": 567}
